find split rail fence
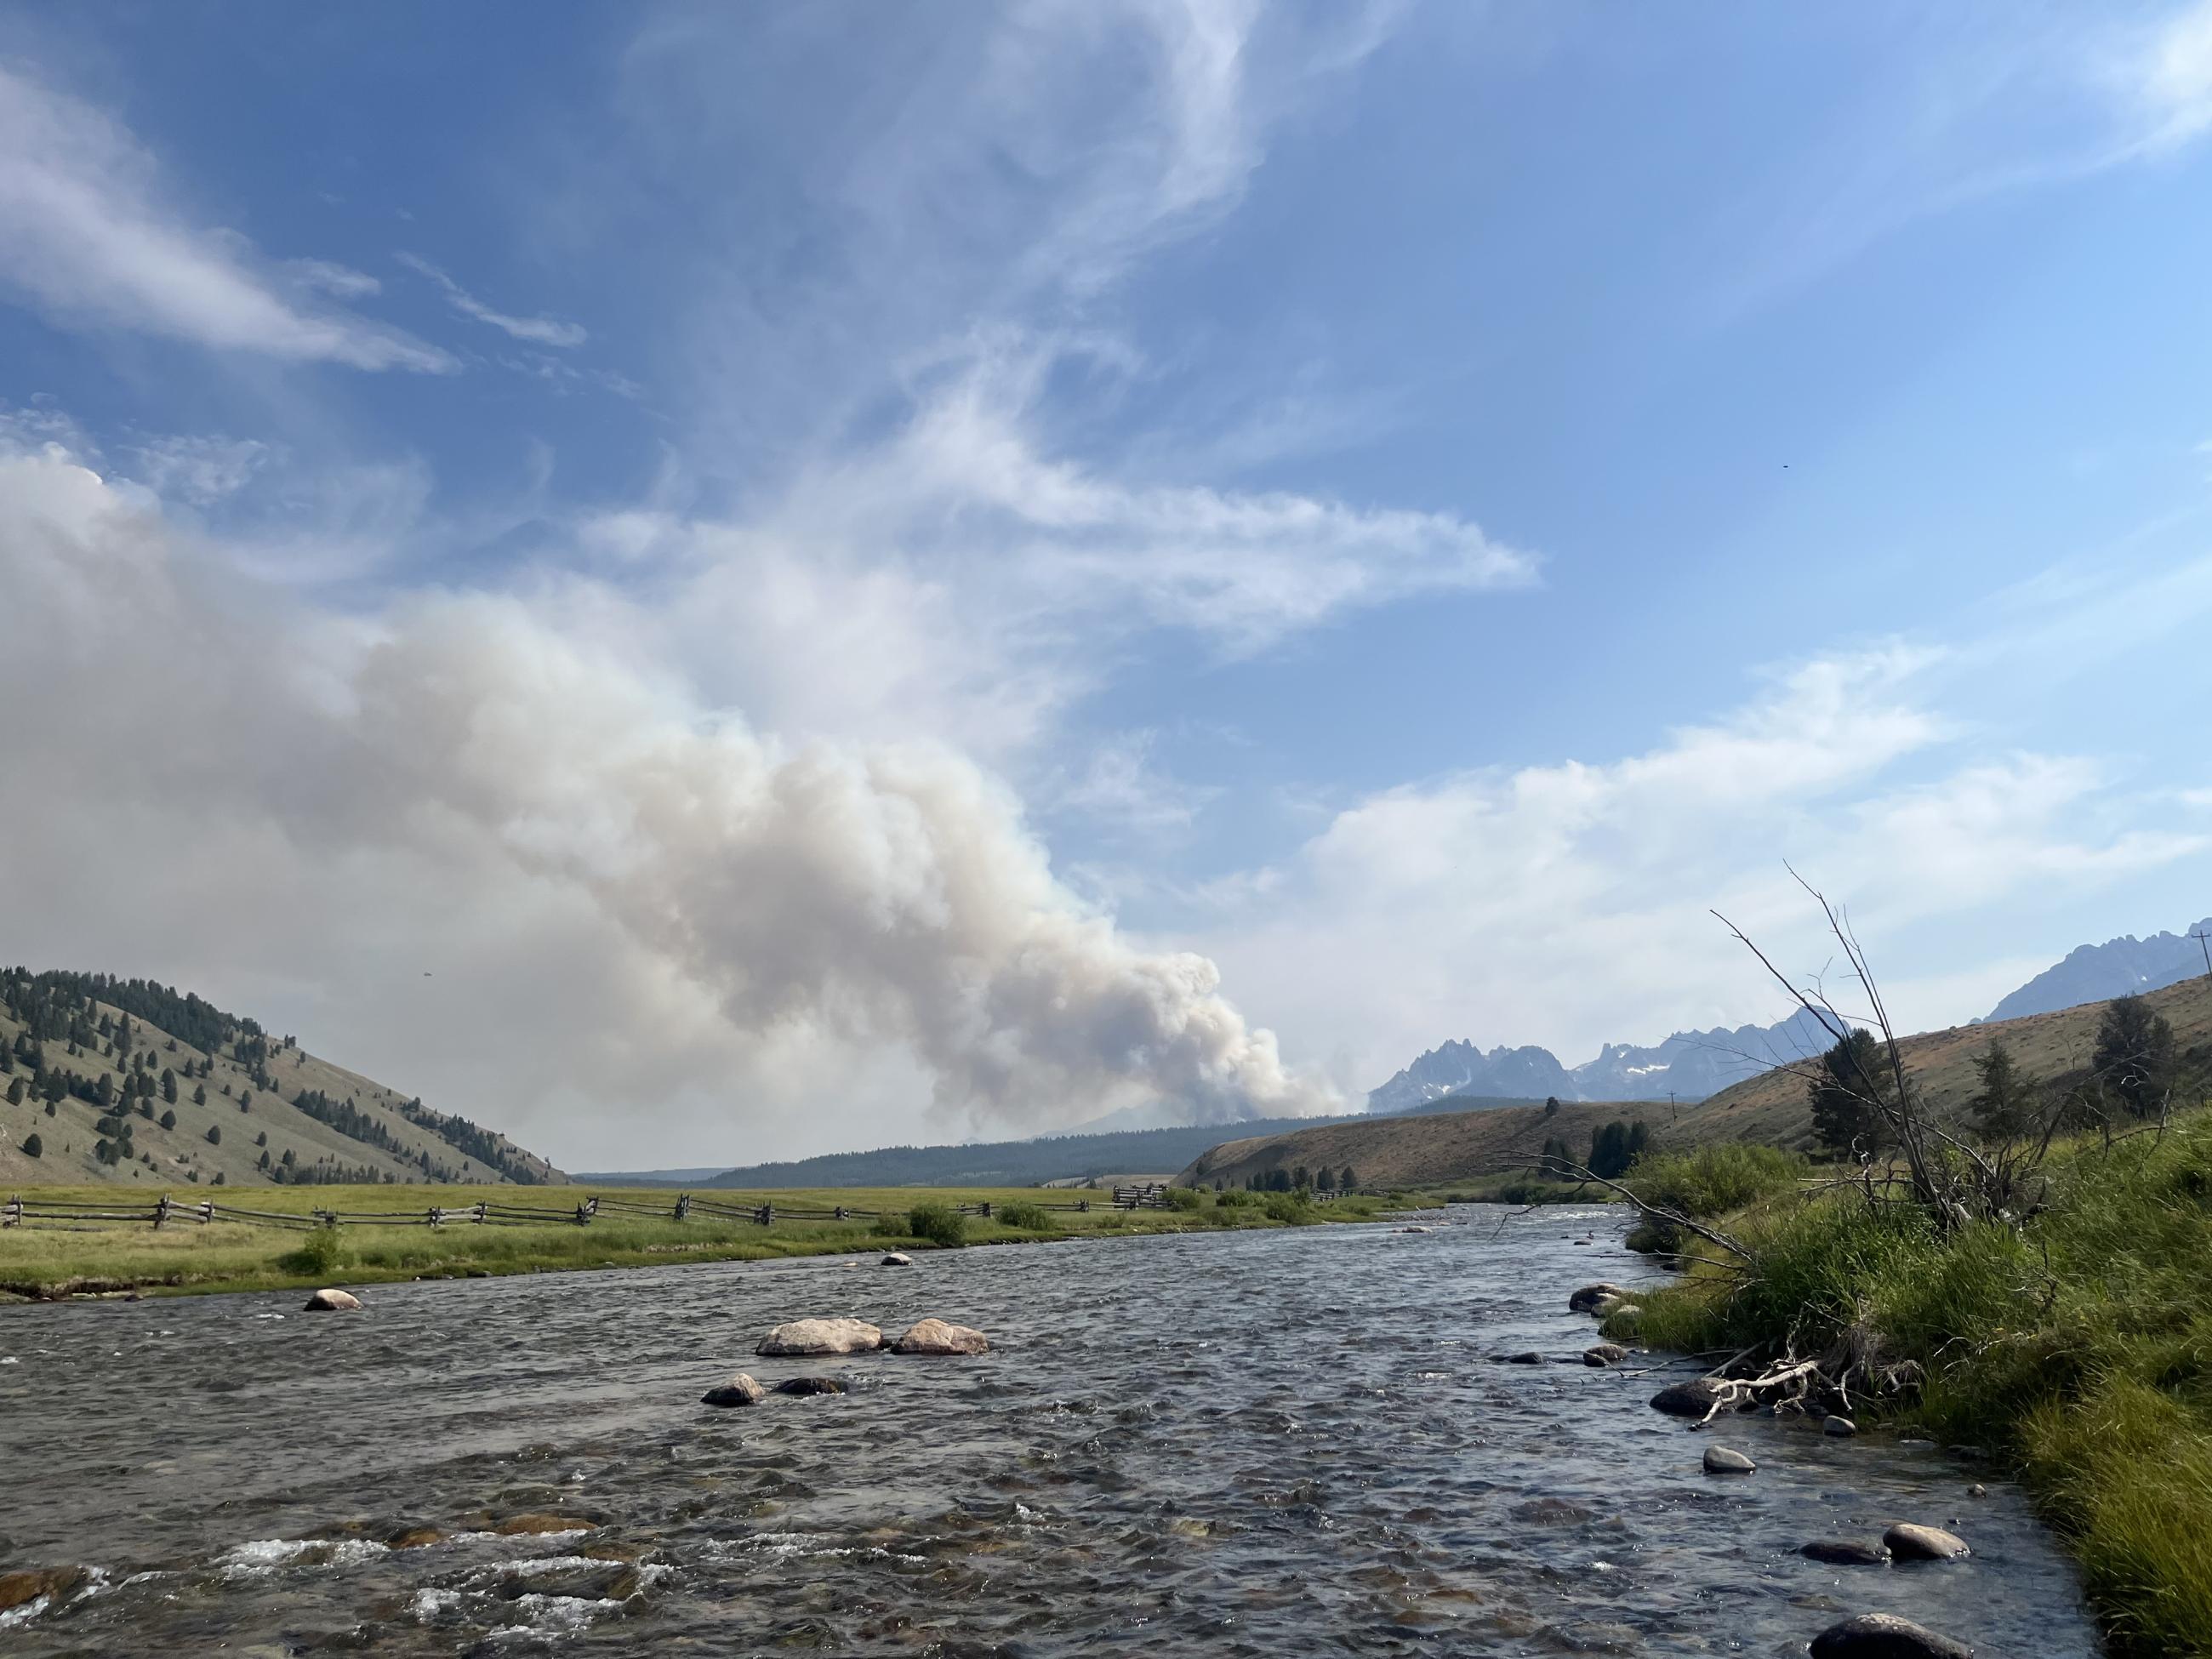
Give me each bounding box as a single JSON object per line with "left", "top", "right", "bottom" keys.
{"left": 1, "top": 1182, "right": 1172, "bottom": 1234}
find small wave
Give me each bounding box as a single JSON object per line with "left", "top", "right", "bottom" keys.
{"left": 0, "top": 1597, "right": 51, "bottom": 1631}
{"left": 219, "top": 1536, "right": 389, "bottom": 1577}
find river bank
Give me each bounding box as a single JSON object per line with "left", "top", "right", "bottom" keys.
{"left": 0, "top": 1181, "right": 1388, "bottom": 1302}
{"left": 1614, "top": 1114, "right": 2212, "bottom": 1657}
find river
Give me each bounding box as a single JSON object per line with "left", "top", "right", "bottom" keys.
{"left": 0, "top": 1206, "right": 2098, "bottom": 1656}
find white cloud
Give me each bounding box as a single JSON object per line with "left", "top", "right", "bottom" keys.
{"left": 2128, "top": 0, "right": 2212, "bottom": 150}
{"left": 396, "top": 252, "right": 588, "bottom": 347}
{"left": 0, "top": 60, "right": 453, "bottom": 371}
{"left": 1192, "top": 647, "right": 2207, "bottom": 1099}
{"left": 284, "top": 258, "right": 383, "bottom": 299}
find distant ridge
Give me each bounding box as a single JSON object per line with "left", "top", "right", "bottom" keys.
{"left": 695, "top": 1115, "right": 1360, "bottom": 1189}
{"left": 1984, "top": 919, "right": 2212, "bottom": 1023}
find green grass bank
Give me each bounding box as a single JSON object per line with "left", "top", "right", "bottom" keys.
{"left": 1616, "top": 1116, "right": 2212, "bottom": 1656}
{"left": 0, "top": 1181, "right": 1388, "bottom": 1301}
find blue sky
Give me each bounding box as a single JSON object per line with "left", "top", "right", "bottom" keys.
{"left": 3, "top": 3, "right": 2209, "bottom": 1166}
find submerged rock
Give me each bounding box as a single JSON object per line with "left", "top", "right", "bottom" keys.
{"left": 1808, "top": 1611, "right": 1973, "bottom": 1657}
{"left": 0, "top": 1567, "right": 86, "bottom": 1612}
{"left": 1649, "top": 1377, "right": 1730, "bottom": 1417}
{"left": 755, "top": 1317, "right": 883, "bottom": 1356}
{"left": 385, "top": 1525, "right": 445, "bottom": 1549}
{"left": 1582, "top": 1343, "right": 1629, "bottom": 1367}
{"left": 1569, "top": 1283, "right": 1632, "bottom": 1314}
{"left": 702, "top": 1372, "right": 767, "bottom": 1407}
{"left": 1498, "top": 1350, "right": 1545, "bottom": 1365}
{"left": 302, "top": 1287, "right": 362, "bottom": 1312}
{"left": 891, "top": 1317, "right": 989, "bottom": 1355}
{"left": 881, "top": 1252, "right": 914, "bottom": 1267}
{"left": 774, "top": 1376, "right": 848, "bottom": 1396}
{"left": 1702, "top": 1445, "right": 1756, "bottom": 1474}
{"left": 1883, "top": 1522, "right": 1970, "bottom": 1561}
{"left": 1824, "top": 1415, "right": 1858, "bottom": 1437}
{"left": 1801, "top": 1539, "right": 1891, "bottom": 1565}
{"left": 493, "top": 1513, "right": 594, "bottom": 1536}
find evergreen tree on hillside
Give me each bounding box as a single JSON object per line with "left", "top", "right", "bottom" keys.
{"left": 1340, "top": 1166, "right": 1357, "bottom": 1191}
{"left": 192, "top": 1084, "right": 206, "bottom": 1106}
{"left": 1316, "top": 1166, "right": 1336, "bottom": 1190}
{"left": 5, "top": 1078, "right": 23, "bottom": 1105}
{"left": 161, "top": 1068, "right": 177, "bottom": 1103}
{"left": 1809, "top": 1027, "right": 1891, "bottom": 1159}
{"left": 2091, "top": 995, "right": 2177, "bottom": 1118}
{"left": 1966, "top": 1041, "right": 2038, "bottom": 1140}
{"left": 21, "top": 1132, "right": 40, "bottom": 1159}
{"left": 158, "top": 1109, "right": 177, "bottom": 1131}
{"left": 206, "top": 1124, "right": 221, "bottom": 1145}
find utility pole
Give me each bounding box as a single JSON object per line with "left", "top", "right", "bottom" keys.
{"left": 2192, "top": 926, "right": 2212, "bottom": 981}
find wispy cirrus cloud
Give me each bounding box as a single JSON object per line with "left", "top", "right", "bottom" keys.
{"left": 0, "top": 60, "right": 452, "bottom": 371}
{"left": 396, "top": 252, "right": 588, "bottom": 347}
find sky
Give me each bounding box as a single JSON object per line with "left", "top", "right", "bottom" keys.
{"left": 3, "top": 2, "right": 2209, "bottom": 1170}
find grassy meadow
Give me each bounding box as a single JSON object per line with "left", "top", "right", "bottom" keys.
{"left": 1614, "top": 1112, "right": 2212, "bottom": 1657}
{"left": 0, "top": 1179, "right": 1389, "bottom": 1299}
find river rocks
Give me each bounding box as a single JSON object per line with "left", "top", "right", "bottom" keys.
{"left": 1801, "top": 1538, "right": 1891, "bottom": 1565}
{"left": 1570, "top": 1283, "right": 1632, "bottom": 1314}
{"left": 1824, "top": 1415, "right": 1858, "bottom": 1437}
{"left": 493, "top": 1513, "right": 595, "bottom": 1536}
{"left": 1702, "top": 1445, "right": 1756, "bottom": 1474}
{"left": 1965, "top": 1484, "right": 1987, "bottom": 1499}
{"left": 1497, "top": 1350, "right": 1545, "bottom": 1365}
{"left": 385, "top": 1525, "right": 445, "bottom": 1549}
{"left": 1883, "top": 1523, "right": 1970, "bottom": 1561}
{"left": 774, "top": 1376, "right": 847, "bottom": 1396}
{"left": 1582, "top": 1343, "right": 1629, "bottom": 1367}
{"left": 302, "top": 1287, "right": 362, "bottom": 1312}
{"left": 0, "top": 1567, "right": 86, "bottom": 1612}
{"left": 881, "top": 1252, "right": 913, "bottom": 1267}
{"left": 1807, "top": 1611, "right": 1973, "bottom": 1658}
{"left": 701, "top": 1372, "right": 767, "bottom": 1407}
{"left": 755, "top": 1317, "right": 883, "bottom": 1356}
{"left": 891, "top": 1318, "right": 990, "bottom": 1355}
{"left": 1650, "top": 1377, "right": 1730, "bottom": 1417}
{"left": 1394, "top": 1225, "right": 1434, "bottom": 1234}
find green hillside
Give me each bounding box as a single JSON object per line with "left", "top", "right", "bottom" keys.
{"left": 0, "top": 968, "right": 562, "bottom": 1189}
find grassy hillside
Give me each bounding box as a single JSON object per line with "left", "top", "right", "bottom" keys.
{"left": 1180, "top": 1096, "right": 1671, "bottom": 1190}
{"left": 1673, "top": 973, "right": 2212, "bottom": 1151}
{"left": 0, "top": 969, "right": 561, "bottom": 1189}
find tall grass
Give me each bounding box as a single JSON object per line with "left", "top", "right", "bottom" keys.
{"left": 1629, "top": 1112, "right": 2212, "bottom": 1656}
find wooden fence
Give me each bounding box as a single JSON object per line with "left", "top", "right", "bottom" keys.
{"left": 0, "top": 1186, "right": 1161, "bottom": 1232}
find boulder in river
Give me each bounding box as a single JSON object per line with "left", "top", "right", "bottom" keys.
{"left": 1582, "top": 1343, "right": 1629, "bottom": 1367}
{"left": 1569, "top": 1283, "right": 1631, "bottom": 1314}
{"left": 302, "top": 1287, "right": 362, "bottom": 1312}
{"left": 1824, "top": 1414, "right": 1858, "bottom": 1437}
{"left": 1802, "top": 1538, "right": 1891, "bottom": 1565}
{"left": 881, "top": 1252, "right": 914, "bottom": 1267}
{"left": 1702, "top": 1445, "right": 1756, "bottom": 1474}
{"left": 774, "top": 1376, "right": 848, "bottom": 1396}
{"left": 1649, "top": 1377, "right": 1730, "bottom": 1417}
{"left": 1883, "top": 1522, "right": 1970, "bottom": 1561}
{"left": 755, "top": 1317, "right": 883, "bottom": 1356}
{"left": 385, "top": 1526, "right": 445, "bottom": 1549}
{"left": 1497, "top": 1350, "right": 1545, "bottom": 1365}
{"left": 892, "top": 1317, "right": 990, "bottom": 1355}
{"left": 701, "top": 1372, "right": 767, "bottom": 1407}
{"left": 1807, "top": 1611, "right": 1973, "bottom": 1658}
{"left": 0, "top": 1567, "right": 87, "bottom": 1613}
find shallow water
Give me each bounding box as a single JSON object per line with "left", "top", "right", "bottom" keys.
{"left": 0, "top": 1207, "right": 2096, "bottom": 1656}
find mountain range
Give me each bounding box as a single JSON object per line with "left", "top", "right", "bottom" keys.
{"left": 1368, "top": 915, "right": 2212, "bottom": 1114}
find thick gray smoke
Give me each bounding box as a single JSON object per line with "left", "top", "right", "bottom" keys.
{"left": 0, "top": 448, "right": 1329, "bottom": 1147}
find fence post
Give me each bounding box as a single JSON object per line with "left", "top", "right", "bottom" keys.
{"left": 978, "top": 1200, "right": 992, "bottom": 1220}
{"left": 474, "top": 1201, "right": 487, "bottom": 1223}
{"left": 1078, "top": 1198, "right": 1089, "bottom": 1213}
{"left": 3, "top": 1195, "right": 19, "bottom": 1228}
{"left": 429, "top": 1206, "right": 442, "bottom": 1229}
{"left": 755, "top": 1204, "right": 772, "bottom": 1227}
{"left": 676, "top": 1193, "right": 691, "bottom": 1221}
{"left": 198, "top": 1200, "right": 214, "bottom": 1223}
{"left": 154, "top": 1193, "right": 171, "bottom": 1229}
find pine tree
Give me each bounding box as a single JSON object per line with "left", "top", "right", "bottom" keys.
{"left": 1809, "top": 1028, "right": 1890, "bottom": 1159}
{"left": 193, "top": 1084, "right": 207, "bottom": 1106}
{"left": 1315, "top": 1166, "right": 1336, "bottom": 1190}
{"left": 1966, "top": 1041, "right": 2038, "bottom": 1140}
{"left": 4, "top": 1078, "right": 22, "bottom": 1105}
{"left": 21, "top": 1132, "right": 41, "bottom": 1159}
{"left": 1340, "top": 1166, "right": 1357, "bottom": 1191}
{"left": 2091, "top": 995, "right": 2177, "bottom": 1118}
{"left": 161, "top": 1068, "right": 178, "bottom": 1103}
{"left": 205, "top": 1124, "right": 222, "bottom": 1146}
{"left": 159, "top": 1109, "right": 178, "bottom": 1131}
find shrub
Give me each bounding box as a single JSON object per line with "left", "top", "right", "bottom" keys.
{"left": 908, "top": 1200, "right": 967, "bottom": 1247}
{"left": 1622, "top": 1143, "right": 1808, "bottom": 1252}
{"left": 281, "top": 1223, "right": 345, "bottom": 1276}
{"left": 1217, "top": 1188, "right": 1259, "bottom": 1208}
{"left": 996, "top": 1200, "right": 1055, "bottom": 1231}
{"left": 1164, "top": 1186, "right": 1206, "bottom": 1211}
{"left": 1262, "top": 1191, "right": 1314, "bottom": 1224}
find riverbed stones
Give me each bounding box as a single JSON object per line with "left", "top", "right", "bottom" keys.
{"left": 701, "top": 1372, "right": 767, "bottom": 1407}
{"left": 1883, "top": 1522, "right": 1970, "bottom": 1561}
{"left": 302, "top": 1287, "right": 362, "bottom": 1312}
{"left": 1582, "top": 1343, "right": 1629, "bottom": 1367}
{"left": 1570, "top": 1283, "right": 1632, "bottom": 1314}
{"left": 1394, "top": 1225, "right": 1434, "bottom": 1234}
{"left": 1801, "top": 1538, "right": 1891, "bottom": 1565}
{"left": 755, "top": 1317, "right": 883, "bottom": 1356}
{"left": 891, "top": 1317, "right": 990, "bottom": 1355}
{"left": 0, "top": 1567, "right": 86, "bottom": 1612}
{"left": 1807, "top": 1611, "right": 1973, "bottom": 1658}
{"left": 881, "top": 1252, "right": 913, "bottom": 1267}
{"left": 1824, "top": 1415, "right": 1858, "bottom": 1437}
{"left": 1702, "top": 1445, "right": 1756, "bottom": 1474}
{"left": 1649, "top": 1377, "right": 1730, "bottom": 1417}
{"left": 774, "top": 1376, "right": 847, "bottom": 1396}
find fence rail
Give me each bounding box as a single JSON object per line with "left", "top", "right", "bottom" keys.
{"left": 0, "top": 1186, "right": 1130, "bottom": 1233}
